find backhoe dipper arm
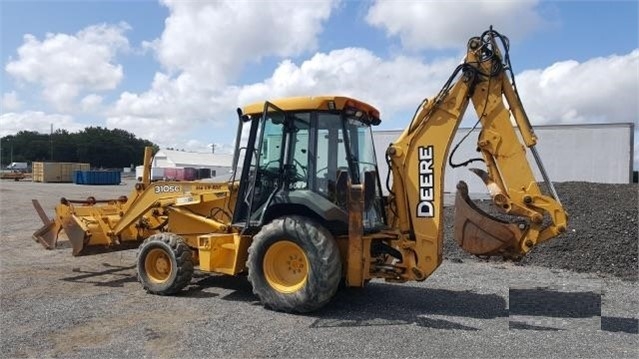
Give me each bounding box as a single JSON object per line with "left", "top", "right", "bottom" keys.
{"left": 386, "top": 29, "right": 568, "bottom": 280}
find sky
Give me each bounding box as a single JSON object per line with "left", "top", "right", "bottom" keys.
{"left": 1, "top": 0, "right": 638, "bottom": 168}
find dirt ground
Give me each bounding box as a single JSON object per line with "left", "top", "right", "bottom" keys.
{"left": 0, "top": 179, "right": 637, "bottom": 358}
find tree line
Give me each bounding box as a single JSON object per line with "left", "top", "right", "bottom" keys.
{"left": 0, "top": 127, "right": 158, "bottom": 169}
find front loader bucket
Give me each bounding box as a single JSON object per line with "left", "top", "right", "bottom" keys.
{"left": 32, "top": 199, "right": 87, "bottom": 254}
{"left": 32, "top": 198, "right": 132, "bottom": 256}
{"left": 454, "top": 181, "right": 524, "bottom": 258}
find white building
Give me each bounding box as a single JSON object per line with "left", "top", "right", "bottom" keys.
{"left": 372, "top": 122, "right": 635, "bottom": 195}
{"left": 153, "top": 149, "right": 233, "bottom": 174}
{"left": 135, "top": 123, "right": 634, "bottom": 188}
{"left": 136, "top": 149, "right": 234, "bottom": 180}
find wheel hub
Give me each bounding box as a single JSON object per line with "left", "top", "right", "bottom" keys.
{"left": 263, "top": 240, "right": 309, "bottom": 293}
{"left": 145, "top": 248, "right": 172, "bottom": 283}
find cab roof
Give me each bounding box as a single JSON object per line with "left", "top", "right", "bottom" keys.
{"left": 241, "top": 96, "right": 380, "bottom": 124}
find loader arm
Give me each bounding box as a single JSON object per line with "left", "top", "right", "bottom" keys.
{"left": 386, "top": 29, "right": 568, "bottom": 278}
{"left": 111, "top": 182, "right": 230, "bottom": 237}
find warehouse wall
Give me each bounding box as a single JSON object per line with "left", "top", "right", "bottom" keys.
{"left": 373, "top": 122, "right": 634, "bottom": 195}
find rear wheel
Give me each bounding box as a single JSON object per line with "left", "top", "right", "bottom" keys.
{"left": 137, "top": 232, "right": 194, "bottom": 295}
{"left": 247, "top": 216, "right": 341, "bottom": 313}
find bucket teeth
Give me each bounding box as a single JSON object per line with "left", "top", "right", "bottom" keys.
{"left": 454, "top": 181, "right": 524, "bottom": 258}
{"left": 32, "top": 200, "right": 62, "bottom": 249}
{"left": 32, "top": 221, "right": 61, "bottom": 249}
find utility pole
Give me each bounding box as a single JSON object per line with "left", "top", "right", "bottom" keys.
{"left": 50, "top": 123, "right": 53, "bottom": 161}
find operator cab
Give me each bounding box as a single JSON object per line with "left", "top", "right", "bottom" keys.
{"left": 231, "top": 96, "right": 386, "bottom": 235}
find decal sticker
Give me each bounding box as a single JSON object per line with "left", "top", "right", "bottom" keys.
{"left": 416, "top": 146, "right": 434, "bottom": 218}
{"left": 154, "top": 184, "right": 182, "bottom": 194}
{"left": 175, "top": 196, "right": 196, "bottom": 205}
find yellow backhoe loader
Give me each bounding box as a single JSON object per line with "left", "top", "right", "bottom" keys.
{"left": 33, "top": 28, "right": 567, "bottom": 312}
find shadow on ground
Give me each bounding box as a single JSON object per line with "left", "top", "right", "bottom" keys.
{"left": 61, "top": 263, "right": 137, "bottom": 287}
{"left": 509, "top": 287, "right": 637, "bottom": 334}
{"left": 309, "top": 283, "right": 506, "bottom": 330}
{"left": 59, "top": 263, "right": 637, "bottom": 334}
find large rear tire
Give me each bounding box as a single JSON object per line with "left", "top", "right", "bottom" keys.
{"left": 247, "top": 216, "right": 341, "bottom": 313}
{"left": 136, "top": 232, "right": 194, "bottom": 295}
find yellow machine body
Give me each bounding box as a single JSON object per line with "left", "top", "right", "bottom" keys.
{"left": 32, "top": 28, "right": 568, "bottom": 313}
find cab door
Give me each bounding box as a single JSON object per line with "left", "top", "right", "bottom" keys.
{"left": 232, "top": 102, "right": 287, "bottom": 231}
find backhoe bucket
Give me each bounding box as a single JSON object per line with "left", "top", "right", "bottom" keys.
{"left": 454, "top": 181, "right": 524, "bottom": 258}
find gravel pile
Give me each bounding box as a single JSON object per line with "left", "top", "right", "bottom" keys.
{"left": 444, "top": 182, "right": 638, "bottom": 281}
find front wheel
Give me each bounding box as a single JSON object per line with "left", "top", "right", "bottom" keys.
{"left": 247, "top": 216, "right": 341, "bottom": 313}
{"left": 136, "top": 232, "right": 194, "bottom": 295}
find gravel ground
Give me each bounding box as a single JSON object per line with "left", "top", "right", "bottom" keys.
{"left": 1, "top": 179, "right": 637, "bottom": 358}
{"left": 444, "top": 182, "right": 638, "bottom": 282}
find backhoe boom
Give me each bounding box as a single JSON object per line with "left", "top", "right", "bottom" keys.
{"left": 386, "top": 29, "right": 568, "bottom": 281}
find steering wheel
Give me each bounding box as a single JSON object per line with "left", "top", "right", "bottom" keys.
{"left": 293, "top": 158, "right": 307, "bottom": 177}
{"left": 315, "top": 166, "right": 330, "bottom": 177}
{"left": 261, "top": 159, "right": 280, "bottom": 168}
{"left": 353, "top": 161, "right": 377, "bottom": 170}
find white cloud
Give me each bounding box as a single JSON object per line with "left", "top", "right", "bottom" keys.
{"left": 238, "top": 46, "right": 638, "bottom": 129}
{"left": 150, "top": 0, "right": 339, "bottom": 85}
{"left": 101, "top": 0, "right": 635, "bottom": 170}
{"left": 106, "top": 72, "right": 240, "bottom": 144}
{"left": 106, "top": 48, "right": 458, "bottom": 146}
{"left": 0, "top": 111, "right": 85, "bottom": 137}
{"left": 232, "top": 48, "right": 639, "bottom": 169}
{"left": 241, "top": 47, "right": 631, "bottom": 130}
{"left": 235, "top": 48, "right": 460, "bottom": 125}
{"left": 365, "top": 0, "right": 544, "bottom": 50}
{"left": 517, "top": 50, "right": 639, "bottom": 170}
{"left": 80, "top": 94, "right": 104, "bottom": 113}
{"left": 516, "top": 50, "right": 639, "bottom": 126}
{"left": 1, "top": 91, "right": 23, "bottom": 111}
{"left": 5, "top": 23, "right": 129, "bottom": 112}
{"left": 108, "top": 0, "right": 338, "bottom": 146}
{"left": 108, "top": 45, "right": 639, "bottom": 159}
